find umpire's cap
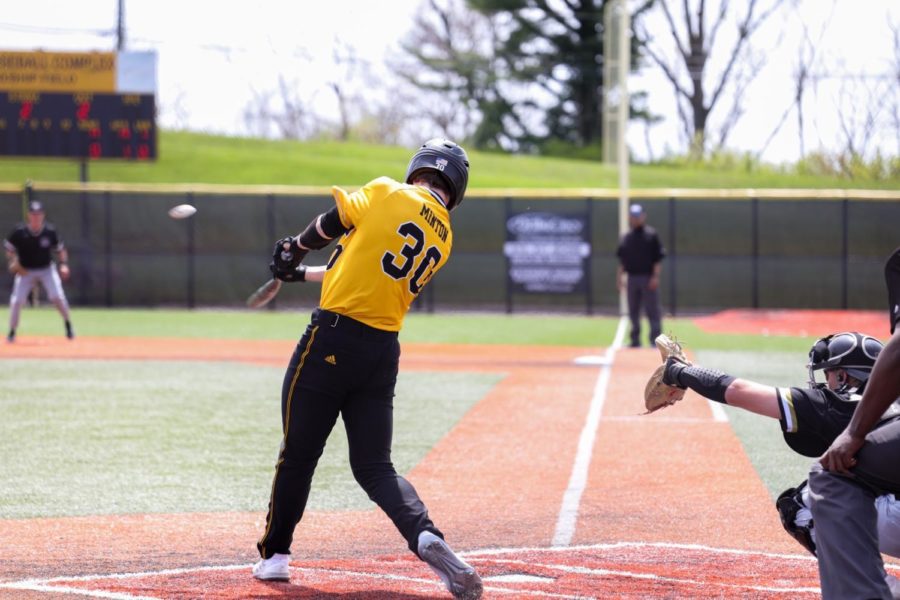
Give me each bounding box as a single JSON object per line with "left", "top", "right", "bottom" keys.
{"left": 405, "top": 138, "right": 470, "bottom": 211}
{"left": 28, "top": 201, "right": 44, "bottom": 213}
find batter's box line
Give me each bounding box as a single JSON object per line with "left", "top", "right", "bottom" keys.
{"left": 465, "top": 540, "right": 898, "bottom": 569}
{"left": 483, "top": 557, "right": 820, "bottom": 596}
{"left": 461, "top": 540, "right": 818, "bottom": 561}
{"left": 0, "top": 563, "right": 247, "bottom": 600}
{"left": 3, "top": 542, "right": 895, "bottom": 599}
{"left": 0, "top": 561, "right": 584, "bottom": 600}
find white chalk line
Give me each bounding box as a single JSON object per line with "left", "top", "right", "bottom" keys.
{"left": 708, "top": 398, "right": 730, "bottom": 422}
{"left": 555, "top": 321, "right": 732, "bottom": 546}
{"left": 0, "top": 561, "right": 583, "bottom": 599}
{"left": 551, "top": 316, "right": 628, "bottom": 548}
{"left": 486, "top": 558, "right": 819, "bottom": 595}
{"left": 0, "top": 541, "right": 831, "bottom": 599}
{"left": 603, "top": 415, "right": 728, "bottom": 424}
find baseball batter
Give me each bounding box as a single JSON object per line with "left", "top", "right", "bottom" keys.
{"left": 653, "top": 330, "right": 900, "bottom": 569}
{"left": 4, "top": 201, "right": 74, "bottom": 342}
{"left": 252, "top": 139, "right": 483, "bottom": 600}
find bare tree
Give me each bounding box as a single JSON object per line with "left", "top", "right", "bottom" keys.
{"left": 758, "top": 0, "right": 836, "bottom": 160}
{"left": 390, "top": 0, "right": 502, "bottom": 146}
{"left": 892, "top": 19, "right": 900, "bottom": 160}
{"left": 327, "top": 42, "right": 381, "bottom": 142}
{"left": 636, "top": 0, "right": 788, "bottom": 158}
{"left": 241, "top": 76, "right": 318, "bottom": 141}
{"left": 242, "top": 88, "right": 275, "bottom": 138}
{"left": 159, "top": 89, "right": 191, "bottom": 131}
{"left": 831, "top": 73, "right": 895, "bottom": 176}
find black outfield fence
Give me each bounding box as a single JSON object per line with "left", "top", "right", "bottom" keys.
{"left": 1, "top": 182, "right": 897, "bottom": 314}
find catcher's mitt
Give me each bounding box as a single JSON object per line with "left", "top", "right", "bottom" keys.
{"left": 643, "top": 334, "right": 691, "bottom": 414}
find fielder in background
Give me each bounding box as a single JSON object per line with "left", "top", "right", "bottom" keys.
{"left": 4, "top": 201, "right": 74, "bottom": 342}
{"left": 813, "top": 246, "right": 900, "bottom": 600}
{"left": 253, "top": 139, "right": 483, "bottom": 600}
{"left": 616, "top": 203, "right": 665, "bottom": 348}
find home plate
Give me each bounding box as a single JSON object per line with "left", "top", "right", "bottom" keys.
{"left": 573, "top": 355, "right": 610, "bottom": 366}
{"left": 485, "top": 573, "right": 557, "bottom": 583}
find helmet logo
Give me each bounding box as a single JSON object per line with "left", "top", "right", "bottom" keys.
{"left": 434, "top": 158, "right": 448, "bottom": 171}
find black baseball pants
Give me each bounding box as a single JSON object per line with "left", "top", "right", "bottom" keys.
{"left": 257, "top": 308, "right": 442, "bottom": 559}
{"left": 627, "top": 274, "right": 662, "bottom": 347}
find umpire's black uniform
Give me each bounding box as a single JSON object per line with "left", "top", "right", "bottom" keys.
{"left": 617, "top": 207, "right": 665, "bottom": 348}
{"left": 808, "top": 247, "right": 900, "bottom": 600}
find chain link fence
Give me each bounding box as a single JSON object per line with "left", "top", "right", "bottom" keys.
{"left": 1, "top": 182, "right": 897, "bottom": 314}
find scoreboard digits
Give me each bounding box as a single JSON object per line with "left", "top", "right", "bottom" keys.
{"left": 0, "top": 91, "right": 157, "bottom": 160}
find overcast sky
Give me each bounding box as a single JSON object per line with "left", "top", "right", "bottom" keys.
{"left": 1, "top": 0, "right": 898, "bottom": 164}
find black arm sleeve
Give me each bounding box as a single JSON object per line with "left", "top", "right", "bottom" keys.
{"left": 666, "top": 362, "right": 736, "bottom": 404}
{"left": 297, "top": 206, "right": 350, "bottom": 250}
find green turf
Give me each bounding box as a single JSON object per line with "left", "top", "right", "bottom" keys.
{"left": 696, "top": 349, "right": 821, "bottom": 499}
{"left": 0, "top": 307, "right": 819, "bottom": 352}
{"left": 0, "top": 306, "right": 834, "bottom": 519}
{"left": 0, "top": 307, "right": 622, "bottom": 346}
{"left": 0, "top": 130, "right": 895, "bottom": 189}
{"left": 660, "top": 319, "right": 818, "bottom": 353}
{"left": 0, "top": 359, "right": 501, "bottom": 519}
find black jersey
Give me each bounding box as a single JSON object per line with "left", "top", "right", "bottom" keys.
{"left": 617, "top": 225, "right": 665, "bottom": 275}
{"left": 886, "top": 247, "right": 900, "bottom": 334}
{"left": 777, "top": 386, "right": 900, "bottom": 457}
{"left": 3, "top": 223, "right": 64, "bottom": 269}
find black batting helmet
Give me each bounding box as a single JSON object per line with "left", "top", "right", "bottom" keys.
{"left": 807, "top": 331, "right": 883, "bottom": 389}
{"left": 405, "top": 138, "right": 470, "bottom": 211}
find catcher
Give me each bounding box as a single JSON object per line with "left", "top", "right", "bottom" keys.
{"left": 646, "top": 332, "right": 900, "bottom": 563}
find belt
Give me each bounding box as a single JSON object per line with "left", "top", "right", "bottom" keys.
{"left": 311, "top": 308, "right": 398, "bottom": 339}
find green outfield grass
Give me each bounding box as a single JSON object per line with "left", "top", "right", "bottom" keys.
{"left": 0, "top": 306, "right": 618, "bottom": 346}
{"left": 0, "top": 130, "right": 896, "bottom": 189}
{"left": 0, "top": 357, "right": 499, "bottom": 519}
{"left": 0, "top": 307, "right": 825, "bottom": 520}
{"left": 695, "top": 350, "right": 818, "bottom": 498}
{"left": 0, "top": 307, "right": 816, "bottom": 352}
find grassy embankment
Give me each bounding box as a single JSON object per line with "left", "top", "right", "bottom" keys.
{"left": 1, "top": 130, "right": 897, "bottom": 189}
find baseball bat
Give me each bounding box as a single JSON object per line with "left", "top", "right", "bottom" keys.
{"left": 246, "top": 278, "right": 282, "bottom": 309}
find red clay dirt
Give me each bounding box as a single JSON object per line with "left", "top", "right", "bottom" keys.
{"left": 2, "top": 332, "right": 895, "bottom": 598}
{"left": 694, "top": 308, "right": 889, "bottom": 338}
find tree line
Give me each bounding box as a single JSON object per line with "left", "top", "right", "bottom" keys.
{"left": 237, "top": 0, "right": 899, "bottom": 173}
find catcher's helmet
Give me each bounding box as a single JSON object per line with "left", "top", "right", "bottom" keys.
{"left": 405, "top": 138, "right": 470, "bottom": 211}
{"left": 807, "top": 331, "right": 883, "bottom": 389}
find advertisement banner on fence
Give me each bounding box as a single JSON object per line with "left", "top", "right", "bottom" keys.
{"left": 504, "top": 211, "right": 591, "bottom": 294}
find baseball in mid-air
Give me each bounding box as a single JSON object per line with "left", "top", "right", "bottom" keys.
{"left": 168, "top": 204, "right": 197, "bottom": 219}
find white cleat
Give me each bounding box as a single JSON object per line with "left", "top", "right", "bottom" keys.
{"left": 252, "top": 552, "right": 290, "bottom": 581}
{"left": 420, "top": 538, "right": 483, "bottom": 600}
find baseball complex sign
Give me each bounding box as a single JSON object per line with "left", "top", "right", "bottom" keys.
{"left": 504, "top": 211, "right": 591, "bottom": 294}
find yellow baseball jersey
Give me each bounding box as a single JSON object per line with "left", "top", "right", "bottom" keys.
{"left": 320, "top": 176, "right": 453, "bottom": 331}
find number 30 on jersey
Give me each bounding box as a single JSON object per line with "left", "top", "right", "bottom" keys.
{"left": 380, "top": 222, "right": 442, "bottom": 295}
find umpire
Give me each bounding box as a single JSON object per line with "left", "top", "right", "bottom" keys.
{"left": 252, "top": 139, "right": 483, "bottom": 600}
{"left": 813, "top": 247, "right": 900, "bottom": 600}
{"left": 616, "top": 203, "right": 665, "bottom": 348}
{"left": 4, "top": 201, "right": 74, "bottom": 342}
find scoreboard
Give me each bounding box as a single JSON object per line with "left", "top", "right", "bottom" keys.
{"left": 0, "top": 50, "right": 157, "bottom": 161}
{"left": 0, "top": 91, "right": 156, "bottom": 160}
